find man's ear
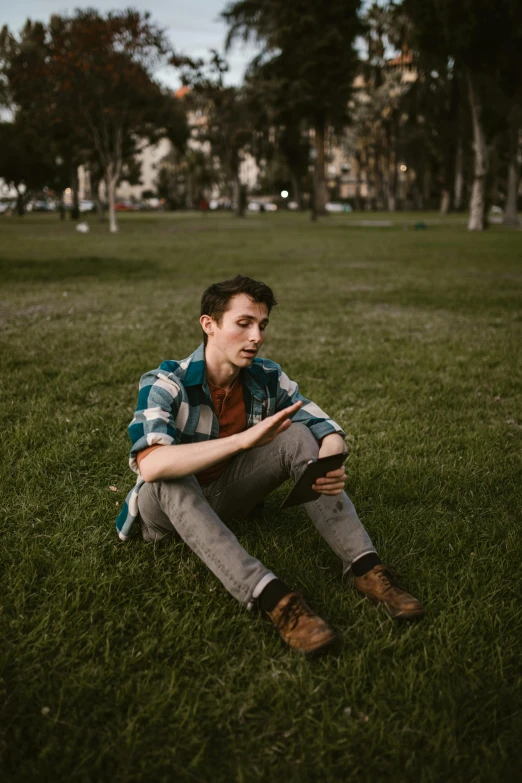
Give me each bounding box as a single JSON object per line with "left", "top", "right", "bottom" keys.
{"left": 200, "top": 314, "right": 214, "bottom": 338}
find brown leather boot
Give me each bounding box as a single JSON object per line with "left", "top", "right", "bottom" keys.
{"left": 353, "top": 565, "right": 424, "bottom": 620}
{"left": 265, "top": 592, "right": 336, "bottom": 654}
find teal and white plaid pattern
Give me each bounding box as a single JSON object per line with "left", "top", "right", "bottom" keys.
{"left": 116, "top": 343, "right": 345, "bottom": 540}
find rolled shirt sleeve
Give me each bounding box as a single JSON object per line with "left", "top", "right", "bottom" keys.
{"left": 275, "top": 366, "right": 345, "bottom": 442}
{"left": 128, "top": 370, "right": 181, "bottom": 473}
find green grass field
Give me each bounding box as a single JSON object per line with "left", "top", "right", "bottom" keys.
{"left": 1, "top": 211, "right": 521, "bottom": 782}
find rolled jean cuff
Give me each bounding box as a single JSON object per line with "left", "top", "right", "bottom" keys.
{"left": 245, "top": 571, "right": 277, "bottom": 611}
{"left": 342, "top": 548, "right": 378, "bottom": 577}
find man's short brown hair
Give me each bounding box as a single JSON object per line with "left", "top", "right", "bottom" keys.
{"left": 200, "top": 275, "right": 277, "bottom": 344}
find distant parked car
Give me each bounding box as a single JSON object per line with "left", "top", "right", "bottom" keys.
{"left": 142, "top": 197, "right": 161, "bottom": 210}
{"left": 248, "top": 201, "right": 278, "bottom": 212}
{"left": 325, "top": 202, "right": 353, "bottom": 213}
{"left": 29, "top": 200, "right": 56, "bottom": 212}
{"left": 79, "top": 199, "right": 95, "bottom": 212}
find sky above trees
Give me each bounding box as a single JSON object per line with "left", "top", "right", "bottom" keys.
{"left": 2, "top": 0, "right": 260, "bottom": 88}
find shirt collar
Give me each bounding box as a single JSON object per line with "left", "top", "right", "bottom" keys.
{"left": 183, "top": 343, "right": 268, "bottom": 400}
{"left": 182, "top": 343, "right": 207, "bottom": 387}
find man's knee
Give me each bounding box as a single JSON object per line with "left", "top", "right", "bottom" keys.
{"left": 279, "top": 423, "right": 319, "bottom": 459}
{"left": 138, "top": 475, "right": 204, "bottom": 533}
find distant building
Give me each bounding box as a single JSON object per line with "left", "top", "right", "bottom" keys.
{"left": 77, "top": 53, "right": 417, "bottom": 206}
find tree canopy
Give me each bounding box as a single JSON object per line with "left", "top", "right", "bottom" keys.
{"left": 1, "top": 9, "right": 188, "bottom": 230}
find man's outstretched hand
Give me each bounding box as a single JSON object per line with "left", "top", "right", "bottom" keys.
{"left": 237, "top": 401, "right": 303, "bottom": 451}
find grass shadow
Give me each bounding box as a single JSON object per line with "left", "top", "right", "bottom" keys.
{"left": 0, "top": 255, "right": 160, "bottom": 283}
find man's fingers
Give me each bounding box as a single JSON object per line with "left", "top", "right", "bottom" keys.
{"left": 312, "top": 483, "right": 345, "bottom": 495}
{"left": 273, "top": 400, "right": 302, "bottom": 422}
{"left": 262, "top": 401, "right": 301, "bottom": 434}
{"left": 275, "top": 418, "right": 292, "bottom": 435}
{"left": 314, "top": 470, "right": 346, "bottom": 485}
{"left": 325, "top": 468, "right": 346, "bottom": 478}
{"left": 313, "top": 480, "right": 346, "bottom": 489}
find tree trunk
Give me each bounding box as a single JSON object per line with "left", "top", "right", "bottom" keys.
{"left": 92, "top": 178, "right": 105, "bottom": 222}
{"left": 374, "top": 150, "right": 385, "bottom": 210}
{"left": 412, "top": 181, "right": 422, "bottom": 210}
{"left": 388, "top": 160, "right": 397, "bottom": 211}
{"left": 454, "top": 138, "right": 464, "bottom": 211}
{"left": 387, "top": 147, "right": 396, "bottom": 210}
{"left": 365, "top": 190, "right": 373, "bottom": 210}
{"left": 313, "top": 119, "right": 328, "bottom": 216}
{"left": 233, "top": 172, "right": 245, "bottom": 217}
{"left": 466, "top": 70, "right": 488, "bottom": 231}
{"left": 423, "top": 165, "right": 431, "bottom": 207}
{"left": 70, "top": 165, "right": 80, "bottom": 220}
{"left": 387, "top": 123, "right": 398, "bottom": 211}
{"left": 440, "top": 189, "right": 450, "bottom": 215}
{"left": 503, "top": 111, "right": 520, "bottom": 225}
{"left": 186, "top": 171, "right": 194, "bottom": 210}
{"left": 106, "top": 167, "right": 118, "bottom": 233}
{"left": 290, "top": 170, "right": 303, "bottom": 210}
{"left": 382, "top": 152, "right": 390, "bottom": 210}
{"left": 354, "top": 154, "right": 362, "bottom": 211}
{"left": 440, "top": 72, "right": 459, "bottom": 216}
{"left": 16, "top": 188, "right": 25, "bottom": 216}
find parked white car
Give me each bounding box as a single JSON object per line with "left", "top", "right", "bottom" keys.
{"left": 248, "top": 201, "right": 277, "bottom": 212}
{"left": 325, "top": 202, "right": 353, "bottom": 213}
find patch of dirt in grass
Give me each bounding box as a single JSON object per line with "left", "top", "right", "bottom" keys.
{"left": 160, "top": 220, "right": 263, "bottom": 234}
{"left": 0, "top": 300, "right": 57, "bottom": 325}
{"left": 327, "top": 261, "right": 382, "bottom": 269}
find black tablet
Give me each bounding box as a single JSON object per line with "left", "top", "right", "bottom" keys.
{"left": 280, "top": 452, "right": 348, "bottom": 509}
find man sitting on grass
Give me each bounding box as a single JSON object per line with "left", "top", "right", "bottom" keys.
{"left": 116, "top": 275, "right": 423, "bottom": 654}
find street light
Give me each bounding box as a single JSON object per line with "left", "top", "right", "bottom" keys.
{"left": 281, "top": 190, "right": 289, "bottom": 198}
{"left": 400, "top": 164, "right": 407, "bottom": 172}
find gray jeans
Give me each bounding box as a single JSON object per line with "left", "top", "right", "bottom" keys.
{"left": 137, "top": 423, "right": 376, "bottom": 607}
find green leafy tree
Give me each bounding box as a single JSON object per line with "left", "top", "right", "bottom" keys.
{"left": 0, "top": 20, "right": 89, "bottom": 220}
{"left": 181, "top": 53, "right": 255, "bottom": 217}
{"left": 1, "top": 10, "right": 188, "bottom": 232}
{"left": 401, "top": 0, "right": 522, "bottom": 230}
{"left": 241, "top": 66, "right": 311, "bottom": 209}
{"left": 222, "top": 0, "right": 362, "bottom": 216}
{"left": 0, "top": 114, "right": 57, "bottom": 214}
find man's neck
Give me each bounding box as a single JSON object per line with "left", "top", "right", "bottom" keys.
{"left": 204, "top": 345, "right": 240, "bottom": 391}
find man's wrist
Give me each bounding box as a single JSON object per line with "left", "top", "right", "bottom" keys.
{"left": 232, "top": 431, "right": 248, "bottom": 453}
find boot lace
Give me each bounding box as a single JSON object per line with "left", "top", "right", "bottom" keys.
{"left": 376, "top": 567, "right": 401, "bottom": 592}
{"left": 276, "top": 594, "right": 313, "bottom": 632}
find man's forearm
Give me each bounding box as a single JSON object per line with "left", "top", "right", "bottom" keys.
{"left": 139, "top": 436, "right": 245, "bottom": 482}
{"left": 318, "top": 432, "right": 346, "bottom": 457}
{"left": 139, "top": 401, "right": 303, "bottom": 482}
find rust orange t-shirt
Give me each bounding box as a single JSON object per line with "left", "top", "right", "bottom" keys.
{"left": 136, "top": 376, "right": 247, "bottom": 485}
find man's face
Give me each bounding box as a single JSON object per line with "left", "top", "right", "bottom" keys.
{"left": 205, "top": 293, "right": 269, "bottom": 368}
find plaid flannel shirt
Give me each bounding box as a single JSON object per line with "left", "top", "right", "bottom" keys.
{"left": 116, "top": 343, "right": 345, "bottom": 540}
